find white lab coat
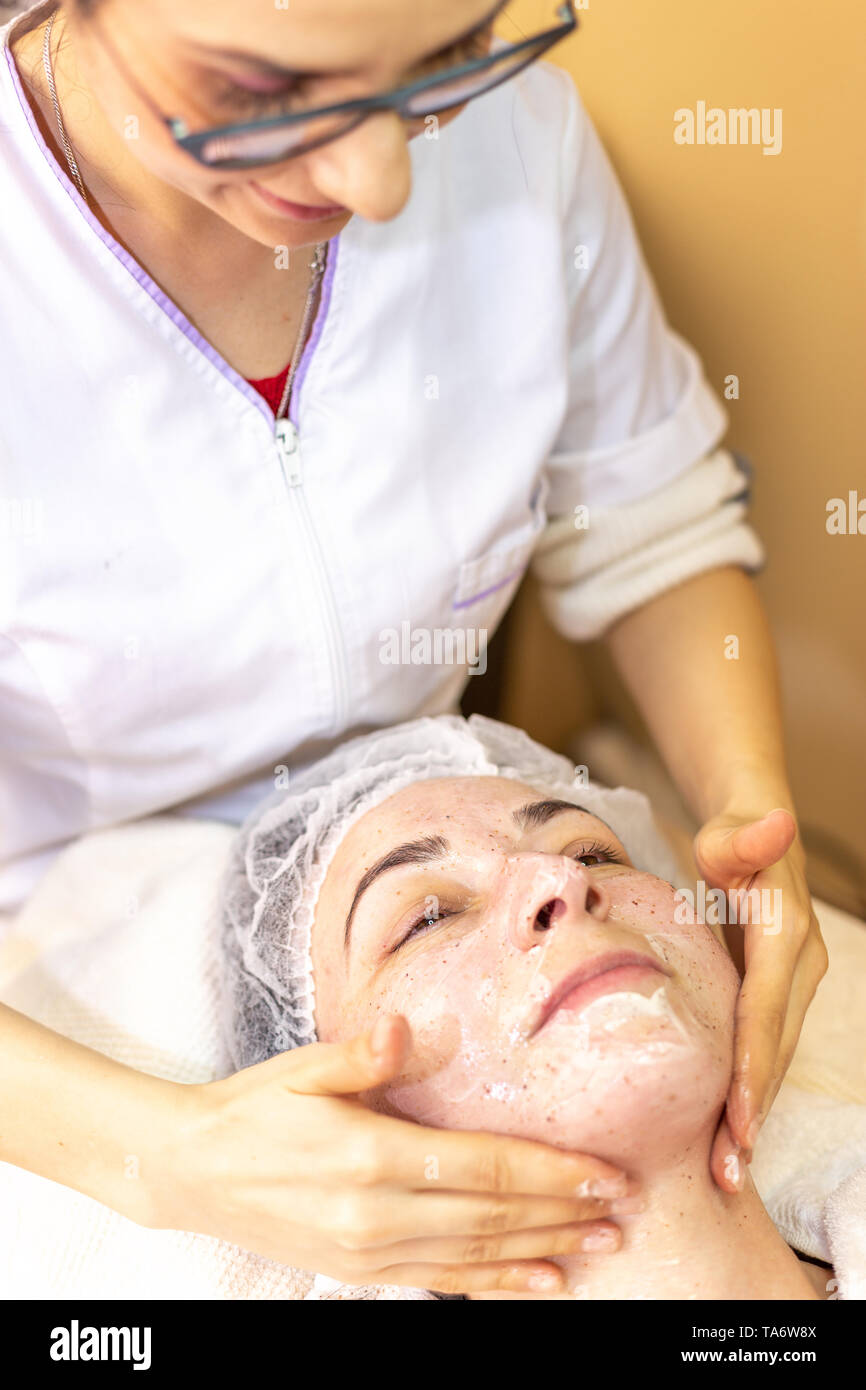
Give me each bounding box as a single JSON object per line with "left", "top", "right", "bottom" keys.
{"left": 0, "top": 2, "right": 747, "bottom": 910}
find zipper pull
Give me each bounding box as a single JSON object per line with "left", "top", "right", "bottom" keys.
{"left": 275, "top": 417, "right": 302, "bottom": 487}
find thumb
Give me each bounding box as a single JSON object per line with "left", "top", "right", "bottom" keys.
{"left": 288, "top": 1015, "right": 411, "bottom": 1097}
{"left": 696, "top": 809, "right": 796, "bottom": 885}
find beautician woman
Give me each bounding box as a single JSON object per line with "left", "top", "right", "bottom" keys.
{"left": 0, "top": 0, "right": 826, "bottom": 1295}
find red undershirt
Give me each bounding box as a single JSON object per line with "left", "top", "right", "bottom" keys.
{"left": 246, "top": 360, "right": 291, "bottom": 415}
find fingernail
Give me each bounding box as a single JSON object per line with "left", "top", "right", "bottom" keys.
{"left": 726, "top": 1151, "right": 745, "bottom": 1191}
{"left": 527, "top": 1270, "right": 563, "bottom": 1292}
{"left": 746, "top": 1118, "right": 761, "bottom": 1149}
{"left": 610, "top": 1196, "right": 646, "bottom": 1216}
{"left": 577, "top": 1176, "right": 628, "bottom": 1199}
{"left": 581, "top": 1227, "right": 620, "bottom": 1252}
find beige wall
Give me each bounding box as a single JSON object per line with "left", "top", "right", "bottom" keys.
{"left": 498, "top": 1, "right": 866, "bottom": 907}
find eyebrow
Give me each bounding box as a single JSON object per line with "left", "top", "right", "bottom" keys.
{"left": 512, "top": 798, "right": 593, "bottom": 831}
{"left": 343, "top": 798, "right": 600, "bottom": 953}
{"left": 190, "top": 0, "right": 510, "bottom": 79}
{"left": 344, "top": 834, "right": 450, "bottom": 950}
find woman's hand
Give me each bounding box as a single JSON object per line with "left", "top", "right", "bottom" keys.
{"left": 694, "top": 808, "right": 828, "bottom": 1193}
{"left": 148, "top": 1015, "right": 635, "bottom": 1296}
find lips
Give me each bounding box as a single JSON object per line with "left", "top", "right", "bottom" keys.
{"left": 527, "top": 950, "right": 670, "bottom": 1038}
{"left": 249, "top": 182, "right": 346, "bottom": 220}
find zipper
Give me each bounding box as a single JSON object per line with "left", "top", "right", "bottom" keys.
{"left": 30, "top": 53, "right": 351, "bottom": 733}
{"left": 273, "top": 249, "right": 350, "bottom": 733}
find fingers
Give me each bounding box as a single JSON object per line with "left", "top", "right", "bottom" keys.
{"left": 727, "top": 915, "right": 827, "bottom": 1150}
{"left": 737, "top": 928, "right": 828, "bottom": 1147}
{"left": 373, "top": 1259, "right": 569, "bottom": 1297}
{"left": 376, "top": 1207, "right": 625, "bottom": 1293}
{"left": 713, "top": 925, "right": 822, "bottom": 1192}
{"left": 358, "top": 1110, "right": 630, "bottom": 1201}
{"left": 330, "top": 1188, "right": 639, "bottom": 1248}
{"left": 709, "top": 1112, "right": 749, "bottom": 1194}
{"left": 726, "top": 936, "right": 795, "bottom": 1147}
{"left": 287, "top": 1015, "right": 411, "bottom": 1096}
{"left": 696, "top": 810, "right": 797, "bottom": 884}
{"left": 350, "top": 1219, "right": 621, "bottom": 1272}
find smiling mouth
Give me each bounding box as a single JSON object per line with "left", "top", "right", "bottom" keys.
{"left": 248, "top": 182, "right": 346, "bottom": 219}
{"left": 530, "top": 951, "right": 671, "bottom": 1038}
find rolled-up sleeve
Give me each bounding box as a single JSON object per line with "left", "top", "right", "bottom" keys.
{"left": 534, "top": 70, "right": 763, "bottom": 637}
{"left": 532, "top": 448, "right": 765, "bottom": 641}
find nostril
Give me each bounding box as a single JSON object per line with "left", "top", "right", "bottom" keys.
{"left": 534, "top": 897, "right": 566, "bottom": 931}
{"left": 586, "top": 883, "right": 605, "bottom": 917}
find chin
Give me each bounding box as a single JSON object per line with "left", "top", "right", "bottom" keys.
{"left": 386, "top": 1003, "right": 734, "bottom": 1173}
{"left": 516, "top": 988, "right": 735, "bottom": 1165}
{"left": 541, "top": 1043, "right": 731, "bottom": 1169}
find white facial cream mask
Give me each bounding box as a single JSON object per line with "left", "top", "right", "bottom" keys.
{"left": 569, "top": 984, "right": 695, "bottom": 1051}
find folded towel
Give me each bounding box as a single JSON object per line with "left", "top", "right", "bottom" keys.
{"left": 750, "top": 1087, "right": 866, "bottom": 1299}
{"left": 0, "top": 816, "right": 863, "bottom": 1300}
{"left": 824, "top": 1168, "right": 866, "bottom": 1301}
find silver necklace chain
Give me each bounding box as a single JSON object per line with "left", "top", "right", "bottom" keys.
{"left": 277, "top": 241, "right": 327, "bottom": 422}
{"left": 41, "top": 10, "right": 328, "bottom": 423}
{"left": 42, "top": 11, "right": 88, "bottom": 206}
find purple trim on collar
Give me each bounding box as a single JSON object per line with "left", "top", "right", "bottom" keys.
{"left": 3, "top": 36, "right": 339, "bottom": 431}
{"left": 452, "top": 565, "right": 527, "bottom": 610}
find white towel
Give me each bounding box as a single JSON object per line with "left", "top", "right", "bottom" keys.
{"left": 750, "top": 1088, "right": 866, "bottom": 1299}
{"left": 746, "top": 899, "right": 866, "bottom": 1301}
{"left": 0, "top": 816, "right": 863, "bottom": 1300}
{"left": 0, "top": 818, "right": 429, "bottom": 1301}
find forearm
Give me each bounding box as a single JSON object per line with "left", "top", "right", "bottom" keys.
{"left": 604, "top": 566, "right": 796, "bottom": 823}
{"left": 0, "top": 1000, "right": 178, "bottom": 1224}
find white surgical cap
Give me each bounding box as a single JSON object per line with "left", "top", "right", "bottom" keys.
{"left": 219, "top": 714, "right": 681, "bottom": 1071}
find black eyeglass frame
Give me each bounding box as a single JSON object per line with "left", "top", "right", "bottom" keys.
{"left": 88, "top": 2, "right": 579, "bottom": 171}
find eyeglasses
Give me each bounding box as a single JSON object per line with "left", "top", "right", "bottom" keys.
{"left": 88, "top": 2, "right": 579, "bottom": 172}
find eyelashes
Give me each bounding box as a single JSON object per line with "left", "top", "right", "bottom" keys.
{"left": 207, "top": 26, "right": 496, "bottom": 119}
{"left": 208, "top": 77, "right": 304, "bottom": 119}
{"left": 569, "top": 838, "right": 628, "bottom": 870}
{"left": 406, "top": 24, "right": 496, "bottom": 79}
{"left": 392, "top": 840, "right": 627, "bottom": 952}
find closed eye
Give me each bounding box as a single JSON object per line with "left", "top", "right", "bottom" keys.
{"left": 207, "top": 24, "right": 495, "bottom": 118}
{"left": 208, "top": 76, "right": 305, "bottom": 118}
{"left": 392, "top": 840, "right": 627, "bottom": 952}
{"left": 394, "top": 898, "right": 461, "bottom": 952}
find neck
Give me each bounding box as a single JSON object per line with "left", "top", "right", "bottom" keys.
{"left": 478, "top": 1140, "right": 823, "bottom": 1302}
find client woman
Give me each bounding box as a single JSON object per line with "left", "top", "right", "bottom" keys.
{"left": 219, "top": 713, "right": 828, "bottom": 1300}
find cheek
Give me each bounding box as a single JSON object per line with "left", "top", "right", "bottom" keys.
{"left": 607, "top": 877, "right": 742, "bottom": 1040}
{"left": 360, "top": 927, "right": 532, "bottom": 1128}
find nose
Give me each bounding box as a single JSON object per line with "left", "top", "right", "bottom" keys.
{"left": 500, "top": 853, "right": 611, "bottom": 952}
{"left": 299, "top": 111, "right": 414, "bottom": 222}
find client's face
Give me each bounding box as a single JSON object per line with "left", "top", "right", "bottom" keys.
{"left": 312, "top": 778, "right": 741, "bottom": 1168}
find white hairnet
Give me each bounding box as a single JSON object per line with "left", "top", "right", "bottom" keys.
{"left": 219, "top": 714, "right": 681, "bottom": 1071}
